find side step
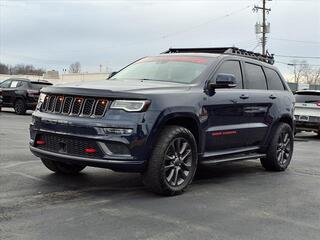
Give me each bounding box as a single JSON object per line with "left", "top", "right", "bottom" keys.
{"left": 200, "top": 153, "right": 266, "bottom": 166}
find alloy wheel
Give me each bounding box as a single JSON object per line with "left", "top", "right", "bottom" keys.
{"left": 164, "top": 137, "right": 193, "bottom": 187}
{"left": 276, "top": 131, "right": 292, "bottom": 167}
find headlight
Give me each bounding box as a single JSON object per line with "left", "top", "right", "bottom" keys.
{"left": 110, "top": 100, "right": 150, "bottom": 112}
{"left": 36, "top": 93, "right": 46, "bottom": 110}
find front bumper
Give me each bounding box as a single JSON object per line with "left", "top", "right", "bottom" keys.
{"left": 29, "top": 110, "right": 158, "bottom": 172}
{"left": 30, "top": 146, "right": 145, "bottom": 172}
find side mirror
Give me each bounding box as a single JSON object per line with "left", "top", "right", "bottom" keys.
{"left": 107, "top": 71, "right": 118, "bottom": 79}
{"left": 208, "top": 73, "right": 237, "bottom": 90}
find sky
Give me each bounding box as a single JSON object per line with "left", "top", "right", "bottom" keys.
{"left": 0, "top": 0, "right": 320, "bottom": 78}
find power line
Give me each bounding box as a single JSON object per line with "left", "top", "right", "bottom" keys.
{"left": 275, "top": 61, "right": 320, "bottom": 66}
{"left": 270, "top": 38, "right": 320, "bottom": 44}
{"left": 159, "top": 5, "right": 251, "bottom": 39}
{"left": 275, "top": 54, "right": 320, "bottom": 59}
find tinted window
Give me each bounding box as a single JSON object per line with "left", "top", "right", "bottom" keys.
{"left": 244, "top": 63, "right": 267, "bottom": 90}
{"left": 215, "top": 61, "right": 243, "bottom": 88}
{"left": 265, "top": 68, "right": 285, "bottom": 90}
{"left": 295, "top": 91, "right": 320, "bottom": 103}
{"left": 0, "top": 80, "right": 11, "bottom": 88}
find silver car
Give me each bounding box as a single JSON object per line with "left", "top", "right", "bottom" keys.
{"left": 294, "top": 90, "right": 320, "bottom": 136}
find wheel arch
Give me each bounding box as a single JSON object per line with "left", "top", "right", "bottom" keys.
{"left": 147, "top": 110, "right": 204, "bottom": 158}
{"left": 262, "top": 114, "right": 294, "bottom": 152}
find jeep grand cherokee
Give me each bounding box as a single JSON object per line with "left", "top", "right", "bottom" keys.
{"left": 29, "top": 47, "right": 295, "bottom": 195}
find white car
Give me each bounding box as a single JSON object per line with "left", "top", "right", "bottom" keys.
{"left": 294, "top": 90, "right": 320, "bottom": 136}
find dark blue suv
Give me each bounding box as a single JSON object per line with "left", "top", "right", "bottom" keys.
{"left": 30, "top": 47, "right": 295, "bottom": 195}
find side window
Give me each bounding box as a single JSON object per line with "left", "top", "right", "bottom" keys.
{"left": 0, "top": 80, "right": 11, "bottom": 88}
{"left": 264, "top": 68, "right": 285, "bottom": 90}
{"left": 215, "top": 60, "right": 243, "bottom": 88}
{"left": 10, "top": 81, "right": 20, "bottom": 88}
{"left": 244, "top": 63, "right": 267, "bottom": 90}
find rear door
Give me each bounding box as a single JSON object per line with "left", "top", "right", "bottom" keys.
{"left": 241, "top": 62, "right": 272, "bottom": 147}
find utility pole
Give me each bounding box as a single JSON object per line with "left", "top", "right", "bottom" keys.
{"left": 253, "top": 0, "right": 271, "bottom": 55}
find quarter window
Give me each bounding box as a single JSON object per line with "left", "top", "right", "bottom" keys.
{"left": 244, "top": 63, "right": 267, "bottom": 90}
{"left": 264, "top": 68, "right": 285, "bottom": 90}
{"left": 215, "top": 61, "right": 243, "bottom": 88}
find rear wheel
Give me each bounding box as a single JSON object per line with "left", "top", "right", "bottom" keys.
{"left": 41, "top": 158, "right": 86, "bottom": 174}
{"left": 261, "top": 123, "right": 294, "bottom": 171}
{"left": 14, "top": 99, "right": 26, "bottom": 115}
{"left": 142, "top": 126, "right": 198, "bottom": 196}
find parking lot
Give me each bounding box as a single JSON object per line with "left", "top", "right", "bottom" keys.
{"left": 0, "top": 109, "right": 319, "bottom": 240}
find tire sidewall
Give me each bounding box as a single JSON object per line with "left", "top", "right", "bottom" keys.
{"left": 14, "top": 99, "right": 26, "bottom": 115}
{"left": 269, "top": 123, "right": 294, "bottom": 171}
{"left": 160, "top": 131, "right": 198, "bottom": 193}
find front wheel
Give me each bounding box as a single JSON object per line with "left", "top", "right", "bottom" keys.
{"left": 14, "top": 99, "right": 26, "bottom": 115}
{"left": 260, "top": 123, "right": 294, "bottom": 171}
{"left": 142, "top": 125, "right": 198, "bottom": 196}
{"left": 41, "top": 158, "right": 86, "bottom": 174}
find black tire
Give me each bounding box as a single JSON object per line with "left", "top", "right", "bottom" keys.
{"left": 260, "top": 123, "right": 294, "bottom": 171}
{"left": 14, "top": 99, "right": 26, "bottom": 115}
{"left": 41, "top": 158, "right": 86, "bottom": 174}
{"left": 142, "top": 125, "right": 198, "bottom": 196}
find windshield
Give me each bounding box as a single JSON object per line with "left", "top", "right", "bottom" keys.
{"left": 111, "top": 56, "right": 212, "bottom": 84}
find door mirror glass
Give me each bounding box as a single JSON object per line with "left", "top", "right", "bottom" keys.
{"left": 208, "top": 73, "right": 237, "bottom": 90}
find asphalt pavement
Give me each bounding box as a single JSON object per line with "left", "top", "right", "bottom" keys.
{"left": 0, "top": 108, "right": 320, "bottom": 240}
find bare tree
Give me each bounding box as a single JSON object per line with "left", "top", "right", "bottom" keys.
{"left": 290, "top": 60, "right": 309, "bottom": 84}
{"left": 308, "top": 67, "right": 320, "bottom": 85}
{"left": 69, "top": 62, "right": 81, "bottom": 73}
{"left": 0, "top": 63, "right": 9, "bottom": 74}
{"left": 8, "top": 64, "right": 45, "bottom": 76}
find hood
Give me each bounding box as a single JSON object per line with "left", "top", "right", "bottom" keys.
{"left": 42, "top": 79, "right": 191, "bottom": 98}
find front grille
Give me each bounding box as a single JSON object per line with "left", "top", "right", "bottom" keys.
{"left": 82, "top": 98, "right": 95, "bottom": 116}
{"left": 41, "top": 95, "right": 109, "bottom": 117}
{"left": 36, "top": 134, "right": 104, "bottom": 158}
{"left": 47, "top": 96, "right": 56, "bottom": 112}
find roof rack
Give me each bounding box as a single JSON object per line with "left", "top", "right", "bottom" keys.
{"left": 162, "top": 47, "right": 275, "bottom": 65}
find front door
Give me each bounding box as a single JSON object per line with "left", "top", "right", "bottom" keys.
{"left": 204, "top": 60, "right": 249, "bottom": 152}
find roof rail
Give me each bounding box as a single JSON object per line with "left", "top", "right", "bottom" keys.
{"left": 162, "top": 47, "right": 275, "bottom": 65}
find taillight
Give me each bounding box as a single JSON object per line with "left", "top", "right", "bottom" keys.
{"left": 316, "top": 101, "right": 320, "bottom": 107}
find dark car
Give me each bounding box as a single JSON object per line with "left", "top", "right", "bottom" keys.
{"left": 29, "top": 47, "right": 295, "bottom": 195}
{"left": 0, "top": 78, "right": 53, "bottom": 114}
{"left": 294, "top": 90, "right": 320, "bottom": 136}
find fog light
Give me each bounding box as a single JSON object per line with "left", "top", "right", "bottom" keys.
{"left": 103, "top": 128, "right": 133, "bottom": 135}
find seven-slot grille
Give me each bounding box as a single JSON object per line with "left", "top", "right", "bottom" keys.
{"left": 41, "top": 95, "right": 108, "bottom": 117}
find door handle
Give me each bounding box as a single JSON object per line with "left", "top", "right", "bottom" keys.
{"left": 240, "top": 94, "right": 249, "bottom": 100}
{"left": 269, "top": 94, "right": 277, "bottom": 99}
